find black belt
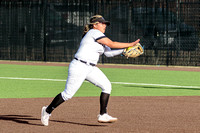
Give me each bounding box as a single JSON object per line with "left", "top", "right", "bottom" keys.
{"left": 74, "top": 57, "right": 96, "bottom": 66}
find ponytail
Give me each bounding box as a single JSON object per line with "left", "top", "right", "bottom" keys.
{"left": 82, "top": 24, "right": 93, "bottom": 38}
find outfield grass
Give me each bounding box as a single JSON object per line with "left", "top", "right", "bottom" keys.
{"left": 0, "top": 64, "right": 200, "bottom": 98}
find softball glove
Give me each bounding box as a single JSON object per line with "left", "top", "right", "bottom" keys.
{"left": 122, "top": 43, "right": 144, "bottom": 58}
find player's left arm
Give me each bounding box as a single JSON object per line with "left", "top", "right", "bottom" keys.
{"left": 104, "top": 46, "right": 124, "bottom": 57}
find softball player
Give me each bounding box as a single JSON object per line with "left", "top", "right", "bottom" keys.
{"left": 41, "top": 15, "right": 140, "bottom": 126}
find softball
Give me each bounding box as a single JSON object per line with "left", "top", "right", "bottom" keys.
{"left": 126, "top": 47, "right": 132, "bottom": 51}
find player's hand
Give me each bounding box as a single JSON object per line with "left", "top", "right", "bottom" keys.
{"left": 130, "top": 39, "right": 140, "bottom": 47}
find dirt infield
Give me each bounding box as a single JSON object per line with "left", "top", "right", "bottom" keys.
{"left": 0, "top": 60, "right": 200, "bottom": 72}
{"left": 1, "top": 60, "right": 200, "bottom": 132}
{"left": 1, "top": 97, "right": 200, "bottom": 133}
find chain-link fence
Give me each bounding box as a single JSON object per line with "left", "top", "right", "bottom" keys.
{"left": 0, "top": 0, "right": 199, "bottom": 66}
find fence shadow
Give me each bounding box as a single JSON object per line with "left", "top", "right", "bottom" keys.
{"left": 0, "top": 115, "right": 43, "bottom": 126}
{"left": 0, "top": 114, "right": 107, "bottom": 127}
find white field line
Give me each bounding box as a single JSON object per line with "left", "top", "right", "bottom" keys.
{"left": 0, "top": 77, "right": 66, "bottom": 82}
{"left": 0, "top": 77, "right": 200, "bottom": 89}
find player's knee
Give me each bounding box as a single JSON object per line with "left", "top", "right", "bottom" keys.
{"left": 101, "top": 82, "right": 112, "bottom": 94}
{"left": 61, "top": 91, "right": 72, "bottom": 101}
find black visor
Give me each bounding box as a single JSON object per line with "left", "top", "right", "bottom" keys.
{"left": 90, "top": 17, "right": 110, "bottom": 26}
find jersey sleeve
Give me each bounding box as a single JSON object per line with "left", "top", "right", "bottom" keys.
{"left": 92, "top": 29, "right": 106, "bottom": 41}
{"left": 104, "top": 45, "right": 124, "bottom": 57}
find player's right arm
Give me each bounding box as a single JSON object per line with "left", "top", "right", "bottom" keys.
{"left": 97, "top": 37, "right": 140, "bottom": 49}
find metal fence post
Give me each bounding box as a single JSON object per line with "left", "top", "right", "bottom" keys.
{"left": 41, "top": 0, "right": 47, "bottom": 61}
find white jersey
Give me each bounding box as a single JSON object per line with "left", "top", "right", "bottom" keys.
{"left": 75, "top": 29, "right": 106, "bottom": 64}
{"left": 61, "top": 29, "right": 124, "bottom": 100}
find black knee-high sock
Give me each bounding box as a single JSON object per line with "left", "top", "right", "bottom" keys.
{"left": 100, "top": 92, "right": 110, "bottom": 115}
{"left": 46, "top": 93, "right": 65, "bottom": 114}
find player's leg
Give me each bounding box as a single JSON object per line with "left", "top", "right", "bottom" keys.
{"left": 46, "top": 60, "right": 86, "bottom": 112}
{"left": 86, "top": 67, "right": 111, "bottom": 114}
{"left": 41, "top": 93, "right": 65, "bottom": 126}
{"left": 45, "top": 93, "right": 64, "bottom": 114}
{"left": 86, "top": 67, "right": 117, "bottom": 123}
{"left": 99, "top": 92, "right": 110, "bottom": 115}
{"left": 61, "top": 60, "right": 90, "bottom": 101}
{"left": 41, "top": 60, "right": 88, "bottom": 126}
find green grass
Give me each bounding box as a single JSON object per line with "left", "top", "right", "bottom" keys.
{"left": 0, "top": 64, "right": 200, "bottom": 98}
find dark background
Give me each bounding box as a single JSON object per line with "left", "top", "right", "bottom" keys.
{"left": 0, "top": 0, "right": 199, "bottom": 66}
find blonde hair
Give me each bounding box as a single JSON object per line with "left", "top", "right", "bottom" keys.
{"left": 82, "top": 15, "right": 103, "bottom": 38}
